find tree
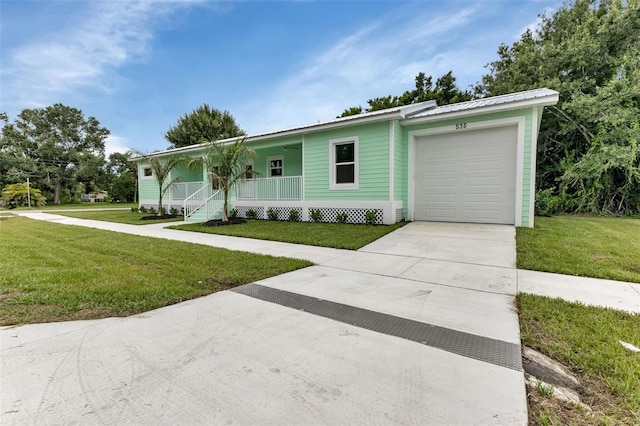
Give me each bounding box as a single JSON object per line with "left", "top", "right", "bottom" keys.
{"left": 0, "top": 183, "right": 46, "bottom": 209}
{"left": 106, "top": 152, "right": 137, "bottom": 203}
{"left": 339, "top": 71, "right": 473, "bottom": 117}
{"left": 0, "top": 104, "right": 109, "bottom": 204}
{"left": 189, "top": 138, "right": 256, "bottom": 222}
{"left": 139, "top": 153, "right": 186, "bottom": 216}
{"left": 477, "top": 0, "right": 640, "bottom": 214}
{"left": 165, "top": 104, "right": 245, "bottom": 149}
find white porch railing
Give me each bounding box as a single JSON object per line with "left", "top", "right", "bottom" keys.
{"left": 237, "top": 176, "right": 302, "bottom": 201}
{"left": 170, "top": 181, "right": 204, "bottom": 200}
{"left": 183, "top": 184, "right": 219, "bottom": 220}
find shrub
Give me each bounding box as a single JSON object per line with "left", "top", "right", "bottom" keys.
{"left": 535, "top": 188, "right": 563, "bottom": 217}
{"left": 288, "top": 209, "right": 300, "bottom": 222}
{"left": 139, "top": 206, "right": 147, "bottom": 214}
{"left": 230, "top": 208, "right": 238, "bottom": 219}
{"left": 169, "top": 207, "right": 179, "bottom": 216}
{"left": 246, "top": 208, "right": 257, "bottom": 219}
{"left": 148, "top": 206, "right": 156, "bottom": 215}
{"left": 130, "top": 207, "right": 139, "bottom": 213}
{"left": 267, "top": 208, "right": 278, "bottom": 221}
{"left": 365, "top": 209, "right": 378, "bottom": 225}
{"left": 0, "top": 183, "right": 46, "bottom": 209}
{"left": 310, "top": 209, "right": 322, "bottom": 222}
{"left": 336, "top": 211, "right": 348, "bottom": 224}
{"left": 309, "top": 209, "right": 322, "bottom": 222}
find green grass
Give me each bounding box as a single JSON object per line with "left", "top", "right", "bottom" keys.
{"left": 519, "top": 294, "right": 640, "bottom": 424}
{"left": 57, "top": 209, "right": 184, "bottom": 225}
{"left": 9, "top": 202, "right": 137, "bottom": 211}
{"left": 517, "top": 216, "right": 640, "bottom": 283}
{"left": 170, "top": 220, "right": 407, "bottom": 250}
{"left": 0, "top": 217, "right": 311, "bottom": 325}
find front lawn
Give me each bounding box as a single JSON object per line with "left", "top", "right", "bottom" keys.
{"left": 10, "top": 202, "right": 137, "bottom": 211}
{"left": 170, "top": 220, "right": 407, "bottom": 250}
{"left": 0, "top": 217, "right": 311, "bottom": 325}
{"left": 57, "top": 209, "right": 184, "bottom": 225}
{"left": 517, "top": 216, "right": 640, "bottom": 283}
{"left": 519, "top": 294, "right": 640, "bottom": 424}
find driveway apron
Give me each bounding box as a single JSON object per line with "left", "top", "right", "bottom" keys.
{"left": 2, "top": 216, "right": 526, "bottom": 425}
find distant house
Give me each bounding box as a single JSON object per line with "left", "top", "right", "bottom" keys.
{"left": 134, "top": 88, "right": 558, "bottom": 227}
{"left": 81, "top": 191, "right": 108, "bottom": 203}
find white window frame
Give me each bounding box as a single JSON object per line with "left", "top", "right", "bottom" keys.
{"left": 267, "top": 156, "right": 284, "bottom": 178}
{"left": 141, "top": 166, "right": 153, "bottom": 179}
{"left": 329, "top": 136, "right": 359, "bottom": 190}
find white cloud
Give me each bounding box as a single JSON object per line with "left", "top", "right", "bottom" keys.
{"left": 104, "top": 135, "right": 132, "bottom": 156}
{"left": 2, "top": 1, "right": 202, "bottom": 110}
{"left": 237, "top": 5, "right": 480, "bottom": 133}
{"left": 515, "top": 7, "right": 554, "bottom": 39}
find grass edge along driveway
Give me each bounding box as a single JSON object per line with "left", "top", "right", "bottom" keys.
{"left": 0, "top": 217, "right": 311, "bottom": 326}
{"left": 56, "top": 209, "right": 184, "bottom": 225}
{"left": 517, "top": 215, "right": 640, "bottom": 284}
{"left": 171, "top": 220, "right": 407, "bottom": 250}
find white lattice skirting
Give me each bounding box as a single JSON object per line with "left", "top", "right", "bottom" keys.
{"left": 231, "top": 200, "right": 404, "bottom": 225}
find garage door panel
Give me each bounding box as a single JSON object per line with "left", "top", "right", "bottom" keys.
{"left": 414, "top": 126, "right": 517, "bottom": 224}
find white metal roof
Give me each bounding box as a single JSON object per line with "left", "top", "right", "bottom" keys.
{"left": 133, "top": 88, "right": 557, "bottom": 159}
{"left": 403, "top": 88, "right": 559, "bottom": 121}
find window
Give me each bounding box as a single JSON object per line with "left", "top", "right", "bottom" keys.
{"left": 142, "top": 167, "right": 153, "bottom": 179}
{"left": 329, "top": 137, "right": 358, "bottom": 189}
{"left": 268, "top": 156, "right": 283, "bottom": 177}
{"left": 245, "top": 164, "right": 254, "bottom": 180}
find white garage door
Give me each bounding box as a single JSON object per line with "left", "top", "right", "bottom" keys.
{"left": 414, "top": 126, "right": 517, "bottom": 224}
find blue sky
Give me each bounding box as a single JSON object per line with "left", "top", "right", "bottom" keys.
{"left": 1, "top": 0, "right": 562, "bottom": 155}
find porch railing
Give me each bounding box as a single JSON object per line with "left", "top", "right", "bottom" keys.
{"left": 183, "top": 184, "right": 214, "bottom": 220}
{"left": 237, "top": 176, "right": 302, "bottom": 201}
{"left": 170, "top": 181, "right": 204, "bottom": 200}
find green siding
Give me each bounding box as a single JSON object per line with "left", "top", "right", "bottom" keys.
{"left": 402, "top": 108, "right": 535, "bottom": 226}
{"left": 172, "top": 163, "right": 202, "bottom": 182}
{"left": 138, "top": 161, "right": 160, "bottom": 201}
{"left": 251, "top": 143, "right": 302, "bottom": 177}
{"left": 304, "top": 122, "right": 390, "bottom": 201}
{"left": 393, "top": 120, "right": 405, "bottom": 210}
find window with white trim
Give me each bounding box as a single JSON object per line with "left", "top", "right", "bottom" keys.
{"left": 268, "top": 156, "right": 283, "bottom": 177}
{"left": 329, "top": 136, "right": 358, "bottom": 190}
{"left": 142, "top": 166, "right": 153, "bottom": 179}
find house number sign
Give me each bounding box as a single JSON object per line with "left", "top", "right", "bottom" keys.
{"left": 455, "top": 123, "right": 467, "bottom": 129}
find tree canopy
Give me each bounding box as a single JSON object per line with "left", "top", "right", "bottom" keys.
{"left": 1, "top": 104, "right": 110, "bottom": 204}
{"left": 477, "top": 0, "right": 640, "bottom": 214}
{"left": 165, "top": 104, "right": 245, "bottom": 149}
{"left": 339, "top": 71, "right": 472, "bottom": 118}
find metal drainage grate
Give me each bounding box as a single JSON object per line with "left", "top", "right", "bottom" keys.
{"left": 231, "top": 284, "right": 522, "bottom": 371}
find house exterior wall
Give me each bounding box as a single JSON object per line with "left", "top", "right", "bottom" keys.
{"left": 251, "top": 144, "right": 303, "bottom": 178}
{"left": 401, "top": 107, "right": 536, "bottom": 227}
{"left": 304, "top": 121, "right": 390, "bottom": 201}
{"left": 392, "top": 119, "right": 406, "bottom": 219}
{"left": 138, "top": 161, "right": 160, "bottom": 203}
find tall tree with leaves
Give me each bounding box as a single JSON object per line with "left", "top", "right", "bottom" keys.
{"left": 339, "top": 71, "right": 472, "bottom": 117}
{"left": 165, "top": 104, "right": 245, "bottom": 149}
{"left": 107, "top": 152, "right": 137, "bottom": 203}
{"left": 477, "top": 0, "right": 640, "bottom": 214}
{"left": 0, "top": 104, "right": 109, "bottom": 204}
{"left": 189, "top": 138, "right": 256, "bottom": 222}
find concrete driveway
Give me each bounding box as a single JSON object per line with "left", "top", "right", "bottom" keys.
{"left": 1, "top": 220, "right": 526, "bottom": 425}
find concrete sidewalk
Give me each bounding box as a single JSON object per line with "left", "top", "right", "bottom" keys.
{"left": 2, "top": 212, "right": 638, "bottom": 425}
{"left": 11, "top": 211, "right": 640, "bottom": 312}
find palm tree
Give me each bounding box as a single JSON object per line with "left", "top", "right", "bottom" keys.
{"left": 139, "top": 153, "right": 186, "bottom": 216}
{"left": 189, "top": 138, "right": 257, "bottom": 222}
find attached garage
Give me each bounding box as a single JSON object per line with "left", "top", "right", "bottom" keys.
{"left": 413, "top": 126, "right": 518, "bottom": 224}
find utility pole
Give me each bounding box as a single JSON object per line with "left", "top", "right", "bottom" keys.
{"left": 26, "top": 177, "right": 31, "bottom": 207}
